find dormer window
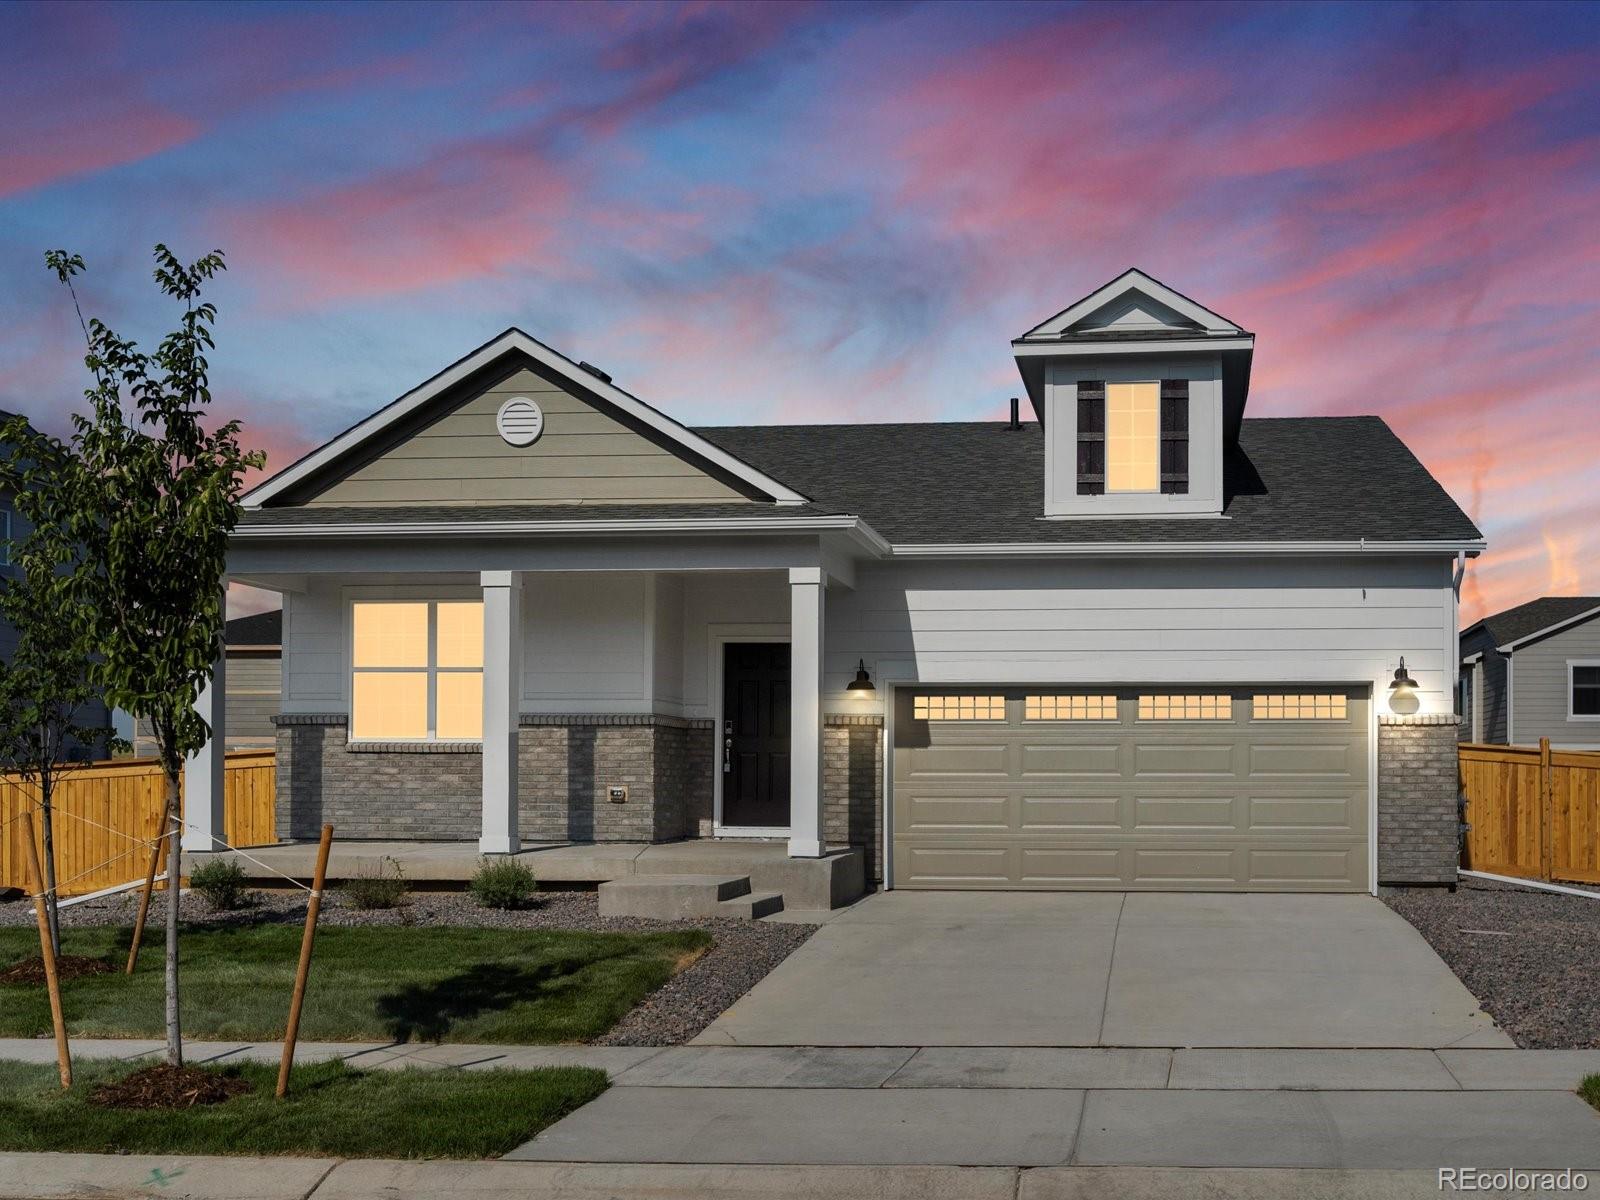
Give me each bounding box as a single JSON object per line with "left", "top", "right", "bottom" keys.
{"left": 1106, "top": 382, "right": 1159, "bottom": 492}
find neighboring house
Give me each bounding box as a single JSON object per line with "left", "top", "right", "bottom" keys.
{"left": 1459, "top": 596, "right": 1600, "bottom": 749}
{"left": 189, "top": 268, "right": 1483, "bottom": 894}
{"left": 127, "top": 610, "right": 283, "bottom": 756}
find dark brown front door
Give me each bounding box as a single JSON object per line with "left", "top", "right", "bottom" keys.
{"left": 722, "top": 642, "right": 791, "bottom": 827}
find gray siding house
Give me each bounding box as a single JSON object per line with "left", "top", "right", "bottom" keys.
{"left": 185, "top": 269, "right": 1483, "bottom": 893}
{"left": 1459, "top": 596, "right": 1600, "bottom": 749}
{"left": 127, "top": 610, "right": 282, "bottom": 756}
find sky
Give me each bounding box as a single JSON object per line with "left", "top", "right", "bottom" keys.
{"left": 2, "top": 0, "right": 1597, "bottom": 625}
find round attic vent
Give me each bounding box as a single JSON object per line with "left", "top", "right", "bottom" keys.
{"left": 495, "top": 397, "right": 545, "bottom": 447}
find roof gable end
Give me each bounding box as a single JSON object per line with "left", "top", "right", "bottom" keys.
{"left": 1018, "top": 267, "right": 1244, "bottom": 341}
{"left": 242, "top": 329, "right": 808, "bottom": 509}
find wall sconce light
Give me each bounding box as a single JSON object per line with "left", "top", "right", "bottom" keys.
{"left": 845, "top": 659, "right": 876, "bottom": 696}
{"left": 1388, "top": 657, "right": 1420, "bottom": 715}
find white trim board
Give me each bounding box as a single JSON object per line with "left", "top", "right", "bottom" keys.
{"left": 1017, "top": 267, "right": 1245, "bottom": 340}
{"left": 242, "top": 328, "right": 809, "bottom": 508}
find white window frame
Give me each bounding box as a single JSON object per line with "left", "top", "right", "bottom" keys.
{"left": 348, "top": 597, "right": 484, "bottom": 742}
{"left": 1567, "top": 659, "right": 1600, "bottom": 722}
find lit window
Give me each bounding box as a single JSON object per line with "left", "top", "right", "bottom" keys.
{"left": 1253, "top": 693, "right": 1347, "bottom": 720}
{"left": 351, "top": 601, "right": 483, "bottom": 740}
{"left": 913, "top": 695, "right": 1006, "bottom": 720}
{"left": 1138, "top": 694, "right": 1232, "bottom": 720}
{"left": 1105, "top": 381, "right": 1159, "bottom": 492}
{"left": 1025, "top": 694, "right": 1118, "bottom": 720}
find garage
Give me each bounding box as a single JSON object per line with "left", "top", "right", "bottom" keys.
{"left": 892, "top": 686, "right": 1370, "bottom": 891}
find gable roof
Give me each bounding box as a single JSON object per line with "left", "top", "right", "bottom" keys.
{"left": 1017, "top": 267, "right": 1246, "bottom": 342}
{"left": 241, "top": 329, "right": 808, "bottom": 509}
{"left": 1463, "top": 595, "right": 1600, "bottom": 652}
{"left": 237, "top": 415, "right": 1481, "bottom": 550}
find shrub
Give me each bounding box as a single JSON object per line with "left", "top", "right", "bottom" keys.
{"left": 189, "top": 859, "right": 250, "bottom": 911}
{"left": 341, "top": 857, "right": 410, "bottom": 910}
{"left": 469, "top": 858, "right": 538, "bottom": 909}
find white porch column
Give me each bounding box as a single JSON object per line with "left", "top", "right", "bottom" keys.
{"left": 480, "top": 570, "right": 522, "bottom": 854}
{"left": 182, "top": 634, "right": 227, "bottom": 852}
{"left": 788, "top": 567, "right": 825, "bottom": 858}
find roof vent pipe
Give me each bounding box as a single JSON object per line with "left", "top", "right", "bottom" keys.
{"left": 1009, "top": 397, "right": 1020, "bottom": 430}
{"left": 577, "top": 361, "right": 613, "bottom": 384}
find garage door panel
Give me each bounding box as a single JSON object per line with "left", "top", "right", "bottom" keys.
{"left": 1133, "top": 794, "right": 1240, "bottom": 830}
{"left": 1019, "top": 742, "right": 1124, "bottom": 777}
{"left": 1020, "top": 796, "right": 1122, "bottom": 830}
{"left": 1248, "top": 741, "right": 1361, "bottom": 778}
{"left": 896, "top": 743, "right": 1011, "bottom": 778}
{"left": 1133, "top": 742, "right": 1237, "bottom": 776}
{"left": 899, "top": 793, "right": 1012, "bottom": 832}
{"left": 1248, "top": 793, "right": 1363, "bottom": 830}
{"left": 894, "top": 686, "right": 1370, "bottom": 892}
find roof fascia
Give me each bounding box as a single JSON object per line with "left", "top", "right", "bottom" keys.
{"left": 242, "top": 330, "right": 808, "bottom": 508}
{"left": 1011, "top": 335, "right": 1254, "bottom": 358}
{"left": 1496, "top": 602, "right": 1600, "bottom": 653}
{"left": 889, "top": 538, "right": 1486, "bottom": 559}
{"left": 1019, "top": 268, "right": 1244, "bottom": 340}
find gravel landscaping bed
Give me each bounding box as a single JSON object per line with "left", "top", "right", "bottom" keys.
{"left": 0, "top": 888, "right": 816, "bottom": 1047}
{"left": 1383, "top": 877, "right": 1600, "bottom": 1049}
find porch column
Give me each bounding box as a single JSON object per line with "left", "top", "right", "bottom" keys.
{"left": 480, "top": 570, "right": 522, "bottom": 854}
{"left": 182, "top": 630, "right": 227, "bottom": 852}
{"left": 788, "top": 567, "right": 825, "bottom": 858}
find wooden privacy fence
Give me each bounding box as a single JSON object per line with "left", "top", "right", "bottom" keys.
{"left": 1460, "top": 739, "right": 1600, "bottom": 885}
{"left": 0, "top": 751, "right": 276, "bottom": 897}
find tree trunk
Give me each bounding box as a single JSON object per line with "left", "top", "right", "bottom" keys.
{"left": 164, "top": 770, "right": 183, "bottom": 1067}
{"left": 40, "top": 789, "right": 61, "bottom": 957}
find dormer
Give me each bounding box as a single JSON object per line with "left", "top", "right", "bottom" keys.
{"left": 1012, "top": 268, "right": 1254, "bottom": 518}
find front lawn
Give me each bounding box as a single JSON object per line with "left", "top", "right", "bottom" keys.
{"left": 0, "top": 1058, "right": 606, "bottom": 1158}
{"left": 0, "top": 925, "right": 711, "bottom": 1043}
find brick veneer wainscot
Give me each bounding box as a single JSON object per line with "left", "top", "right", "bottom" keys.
{"left": 1377, "top": 714, "right": 1462, "bottom": 886}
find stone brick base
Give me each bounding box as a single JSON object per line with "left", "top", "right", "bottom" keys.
{"left": 275, "top": 713, "right": 717, "bottom": 845}
{"left": 825, "top": 715, "right": 883, "bottom": 884}
{"left": 1377, "top": 715, "right": 1462, "bottom": 886}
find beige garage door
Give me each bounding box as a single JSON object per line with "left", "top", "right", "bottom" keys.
{"left": 892, "top": 686, "right": 1369, "bottom": 891}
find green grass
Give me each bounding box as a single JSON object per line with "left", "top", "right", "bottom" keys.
{"left": 1581, "top": 1074, "right": 1600, "bottom": 1111}
{"left": 0, "top": 925, "right": 711, "bottom": 1043}
{"left": 0, "top": 1057, "right": 607, "bottom": 1158}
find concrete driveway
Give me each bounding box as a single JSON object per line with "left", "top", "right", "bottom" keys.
{"left": 694, "top": 891, "right": 1511, "bottom": 1049}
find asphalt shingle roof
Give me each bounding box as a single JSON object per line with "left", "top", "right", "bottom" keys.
{"left": 1466, "top": 596, "right": 1600, "bottom": 648}
{"left": 693, "top": 416, "right": 1481, "bottom": 545}
{"left": 225, "top": 610, "right": 282, "bottom": 646}
{"left": 239, "top": 415, "right": 1480, "bottom": 546}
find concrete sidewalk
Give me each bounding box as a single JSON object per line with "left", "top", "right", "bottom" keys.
{"left": 3, "top": 1157, "right": 1596, "bottom": 1200}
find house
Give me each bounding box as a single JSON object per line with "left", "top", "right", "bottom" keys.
{"left": 1459, "top": 596, "right": 1600, "bottom": 749}
{"left": 124, "top": 610, "right": 283, "bottom": 756}
{"left": 185, "top": 268, "right": 1483, "bottom": 895}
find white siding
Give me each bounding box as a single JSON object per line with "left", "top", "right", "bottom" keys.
{"left": 1507, "top": 619, "right": 1600, "bottom": 749}
{"left": 825, "top": 556, "right": 1457, "bottom": 716}
{"left": 678, "top": 572, "right": 790, "bottom": 718}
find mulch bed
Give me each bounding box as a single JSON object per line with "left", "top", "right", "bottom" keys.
{"left": 89, "top": 1063, "right": 251, "bottom": 1110}
{"left": 0, "top": 954, "right": 116, "bottom": 985}
{"left": 1384, "top": 878, "right": 1600, "bottom": 1048}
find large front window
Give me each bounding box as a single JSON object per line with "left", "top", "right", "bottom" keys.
{"left": 351, "top": 601, "right": 483, "bottom": 740}
{"left": 1105, "top": 381, "right": 1159, "bottom": 492}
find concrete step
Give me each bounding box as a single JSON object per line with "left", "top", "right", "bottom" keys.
{"left": 597, "top": 874, "right": 752, "bottom": 919}
{"left": 717, "top": 891, "right": 785, "bottom": 919}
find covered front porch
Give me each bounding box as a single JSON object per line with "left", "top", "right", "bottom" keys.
{"left": 185, "top": 523, "right": 885, "bottom": 887}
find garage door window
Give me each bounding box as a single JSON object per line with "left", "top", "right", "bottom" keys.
{"left": 1025, "top": 694, "right": 1118, "bottom": 720}
{"left": 1253, "top": 693, "right": 1347, "bottom": 720}
{"left": 913, "top": 695, "right": 1005, "bottom": 720}
{"left": 1138, "top": 694, "right": 1232, "bottom": 720}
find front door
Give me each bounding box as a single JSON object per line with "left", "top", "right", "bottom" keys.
{"left": 722, "top": 642, "right": 791, "bottom": 828}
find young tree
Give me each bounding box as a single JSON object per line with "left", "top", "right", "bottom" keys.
{"left": 0, "top": 419, "right": 116, "bottom": 955}
{"left": 47, "top": 245, "right": 263, "bottom": 1066}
